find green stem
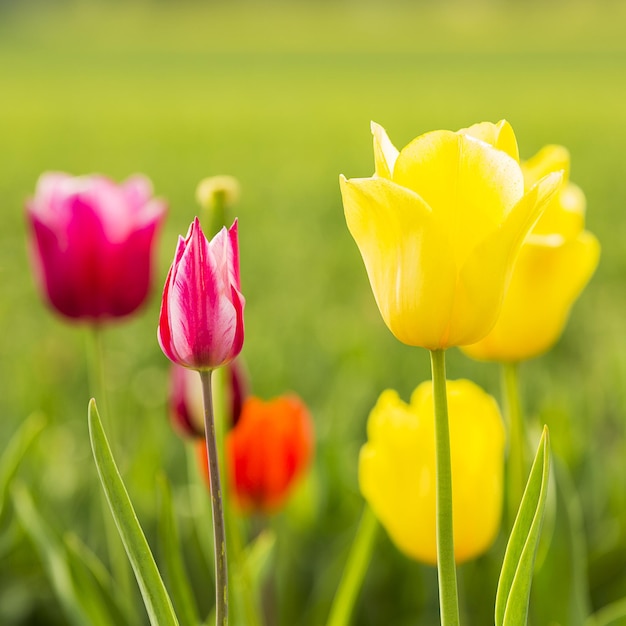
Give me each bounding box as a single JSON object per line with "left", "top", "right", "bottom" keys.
{"left": 86, "top": 326, "right": 110, "bottom": 431}
{"left": 208, "top": 191, "right": 227, "bottom": 236}
{"left": 326, "top": 504, "right": 379, "bottom": 626}
{"left": 213, "top": 366, "right": 261, "bottom": 626}
{"left": 429, "top": 349, "right": 460, "bottom": 626}
{"left": 501, "top": 362, "right": 526, "bottom": 528}
{"left": 199, "top": 370, "right": 229, "bottom": 626}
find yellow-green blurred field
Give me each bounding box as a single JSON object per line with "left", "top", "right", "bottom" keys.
{"left": 1, "top": 1, "right": 626, "bottom": 625}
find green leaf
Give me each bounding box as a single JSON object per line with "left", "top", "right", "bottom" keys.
{"left": 88, "top": 399, "right": 179, "bottom": 626}
{"left": 587, "top": 597, "right": 626, "bottom": 626}
{"left": 64, "top": 532, "right": 140, "bottom": 626}
{"left": 0, "top": 412, "right": 46, "bottom": 525}
{"left": 495, "top": 425, "right": 551, "bottom": 626}
{"left": 12, "top": 482, "right": 118, "bottom": 626}
{"left": 157, "top": 473, "right": 201, "bottom": 626}
{"left": 242, "top": 528, "right": 276, "bottom": 594}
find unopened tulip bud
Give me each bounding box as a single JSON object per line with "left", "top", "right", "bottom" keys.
{"left": 198, "top": 395, "right": 315, "bottom": 514}
{"left": 359, "top": 380, "right": 505, "bottom": 564}
{"left": 196, "top": 176, "right": 240, "bottom": 210}
{"left": 158, "top": 218, "right": 245, "bottom": 371}
{"left": 169, "top": 359, "right": 248, "bottom": 439}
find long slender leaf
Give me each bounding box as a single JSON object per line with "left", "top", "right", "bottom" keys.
{"left": 0, "top": 412, "right": 46, "bottom": 524}
{"left": 12, "top": 482, "right": 117, "bottom": 626}
{"left": 157, "top": 473, "right": 200, "bottom": 626}
{"left": 65, "top": 532, "right": 139, "bottom": 626}
{"left": 495, "top": 426, "right": 551, "bottom": 626}
{"left": 587, "top": 597, "right": 626, "bottom": 626}
{"left": 88, "top": 399, "right": 179, "bottom": 626}
{"left": 243, "top": 529, "right": 276, "bottom": 591}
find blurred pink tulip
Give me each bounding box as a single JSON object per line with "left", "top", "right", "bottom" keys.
{"left": 158, "top": 218, "right": 244, "bottom": 370}
{"left": 169, "top": 359, "right": 248, "bottom": 439}
{"left": 26, "top": 172, "right": 166, "bottom": 321}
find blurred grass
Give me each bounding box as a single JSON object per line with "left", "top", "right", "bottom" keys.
{"left": 1, "top": 1, "right": 626, "bottom": 624}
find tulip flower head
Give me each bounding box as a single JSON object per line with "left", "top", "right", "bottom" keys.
{"left": 359, "top": 380, "right": 505, "bottom": 565}
{"left": 26, "top": 172, "right": 166, "bottom": 321}
{"left": 158, "top": 218, "right": 245, "bottom": 371}
{"left": 462, "top": 144, "right": 600, "bottom": 362}
{"left": 197, "top": 394, "right": 314, "bottom": 514}
{"left": 169, "top": 359, "right": 248, "bottom": 439}
{"left": 340, "top": 121, "right": 563, "bottom": 349}
{"left": 196, "top": 175, "right": 241, "bottom": 212}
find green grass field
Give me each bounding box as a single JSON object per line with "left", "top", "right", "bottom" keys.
{"left": 1, "top": 1, "right": 626, "bottom": 624}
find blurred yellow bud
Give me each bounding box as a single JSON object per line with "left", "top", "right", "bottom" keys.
{"left": 340, "top": 121, "right": 562, "bottom": 349}
{"left": 462, "top": 145, "right": 600, "bottom": 363}
{"left": 196, "top": 175, "right": 241, "bottom": 212}
{"left": 359, "top": 380, "right": 505, "bottom": 565}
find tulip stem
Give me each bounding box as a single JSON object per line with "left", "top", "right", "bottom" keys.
{"left": 326, "top": 503, "right": 379, "bottom": 626}
{"left": 429, "top": 349, "right": 460, "bottom": 626}
{"left": 199, "top": 369, "right": 229, "bottom": 626}
{"left": 501, "top": 362, "right": 526, "bottom": 528}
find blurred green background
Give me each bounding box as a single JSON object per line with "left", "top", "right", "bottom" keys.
{"left": 1, "top": 1, "right": 626, "bottom": 624}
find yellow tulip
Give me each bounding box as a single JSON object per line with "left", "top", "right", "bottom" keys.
{"left": 340, "top": 121, "right": 562, "bottom": 349}
{"left": 359, "top": 379, "right": 505, "bottom": 565}
{"left": 462, "top": 144, "right": 600, "bottom": 362}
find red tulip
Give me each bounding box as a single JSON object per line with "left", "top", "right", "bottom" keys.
{"left": 197, "top": 395, "right": 315, "bottom": 514}
{"left": 169, "top": 359, "right": 248, "bottom": 439}
{"left": 26, "top": 172, "right": 166, "bottom": 321}
{"left": 158, "top": 218, "right": 244, "bottom": 371}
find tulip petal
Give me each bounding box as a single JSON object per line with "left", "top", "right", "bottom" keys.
{"left": 532, "top": 181, "right": 585, "bottom": 239}
{"left": 371, "top": 121, "right": 399, "bottom": 179}
{"left": 340, "top": 175, "right": 456, "bottom": 349}
{"left": 359, "top": 381, "right": 505, "bottom": 565}
{"left": 168, "top": 221, "right": 238, "bottom": 368}
{"left": 522, "top": 144, "right": 570, "bottom": 188}
{"left": 460, "top": 120, "right": 520, "bottom": 162}
{"left": 393, "top": 131, "right": 525, "bottom": 268}
{"left": 448, "top": 171, "right": 563, "bottom": 346}
{"left": 463, "top": 230, "right": 600, "bottom": 361}
{"left": 121, "top": 175, "right": 155, "bottom": 213}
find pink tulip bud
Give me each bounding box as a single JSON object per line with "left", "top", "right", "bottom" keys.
{"left": 158, "top": 218, "right": 245, "bottom": 371}
{"left": 26, "top": 172, "right": 166, "bottom": 321}
{"left": 169, "top": 359, "right": 248, "bottom": 439}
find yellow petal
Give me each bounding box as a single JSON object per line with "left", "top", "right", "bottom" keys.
{"left": 532, "top": 181, "right": 585, "bottom": 239}
{"left": 522, "top": 144, "right": 570, "bottom": 188}
{"left": 393, "top": 130, "right": 525, "bottom": 268}
{"left": 447, "top": 170, "right": 563, "bottom": 347}
{"left": 371, "top": 121, "right": 399, "bottom": 179}
{"left": 460, "top": 119, "right": 520, "bottom": 162}
{"left": 340, "top": 175, "right": 456, "bottom": 348}
{"left": 359, "top": 380, "right": 505, "bottom": 565}
{"left": 462, "top": 230, "right": 600, "bottom": 362}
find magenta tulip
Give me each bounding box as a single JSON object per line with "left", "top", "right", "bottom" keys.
{"left": 158, "top": 218, "right": 245, "bottom": 371}
{"left": 26, "top": 172, "right": 166, "bottom": 321}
